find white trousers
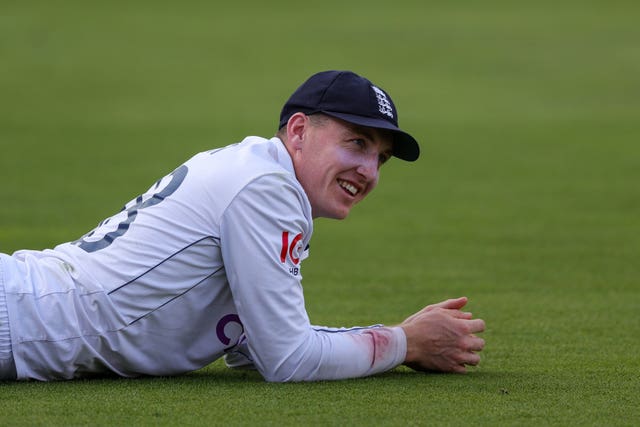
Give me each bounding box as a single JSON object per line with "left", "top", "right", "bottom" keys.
{"left": 0, "top": 255, "right": 17, "bottom": 380}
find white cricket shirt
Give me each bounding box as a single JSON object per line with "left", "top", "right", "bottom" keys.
{"left": 2, "top": 136, "right": 406, "bottom": 381}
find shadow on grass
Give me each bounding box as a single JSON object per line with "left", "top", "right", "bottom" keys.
{"left": 0, "top": 364, "right": 519, "bottom": 394}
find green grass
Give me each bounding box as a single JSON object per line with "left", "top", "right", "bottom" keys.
{"left": 1, "top": 0, "right": 639, "bottom": 425}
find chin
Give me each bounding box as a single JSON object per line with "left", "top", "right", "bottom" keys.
{"left": 315, "top": 208, "right": 350, "bottom": 220}
{"left": 327, "top": 208, "right": 351, "bottom": 220}
{"left": 311, "top": 197, "right": 354, "bottom": 219}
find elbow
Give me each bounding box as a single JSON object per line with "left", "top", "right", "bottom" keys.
{"left": 253, "top": 332, "right": 327, "bottom": 382}
{"left": 257, "top": 351, "right": 316, "bottom": 383}
{"left": 262, "top": 373, "right": 291, "bottom": 383}
{"left": 259, "top": 364, "right": 305, "bottom": 383}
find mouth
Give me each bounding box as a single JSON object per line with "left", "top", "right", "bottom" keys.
{"left": 338, "top": 179, "right": 359, "bottom": 197}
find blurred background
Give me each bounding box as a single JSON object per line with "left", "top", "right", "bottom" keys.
{"left": 1, "top": 1, "right": 639, "bottom": 418}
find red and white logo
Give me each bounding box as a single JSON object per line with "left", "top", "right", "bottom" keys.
{"left": 280, "top": 231, "right": 303, "bottom": 265}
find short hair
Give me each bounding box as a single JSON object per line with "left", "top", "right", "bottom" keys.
{"left": 276, "top": 113, "right": 329, "bottom": 140}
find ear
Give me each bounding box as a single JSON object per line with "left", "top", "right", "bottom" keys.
{"left": 285, "top": 112, "right": 308, "bottom": 152}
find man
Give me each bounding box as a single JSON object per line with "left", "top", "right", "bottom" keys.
{"left": 0, "top": 70, "right": 485, "bottom": 381}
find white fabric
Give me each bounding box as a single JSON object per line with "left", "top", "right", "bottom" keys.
{"left": 0, "top": 256, "right": 17, "bottom": 379}
{"left": 1, "top": 136, "right": 406, "bottom": 381}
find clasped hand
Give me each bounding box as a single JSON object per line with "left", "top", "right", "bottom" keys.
{"left": 400, "top": 297, "right": 486, "bottom": 373}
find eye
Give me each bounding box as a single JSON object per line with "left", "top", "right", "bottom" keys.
{"left": 378, "top": 152, "right": 391, "bottom": 165}
{"left": 351, "top": 138, "right": 366, "bottom": 148}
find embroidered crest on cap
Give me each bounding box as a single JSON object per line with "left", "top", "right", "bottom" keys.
{"left": 371, "top": 85, "right": 394, "bottom": 119}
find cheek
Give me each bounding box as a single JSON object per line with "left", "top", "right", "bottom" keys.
{"left": 298, "top": 147, "right": 353, "bottom": 188}
{"left": 296, "top": 163, "right": 329, "bottom": 199}
{"left": 363, "top": 174, "right": 380, "bottom": 196}
{"left": 371, "top": 172, "right": 380, "bottom": 188}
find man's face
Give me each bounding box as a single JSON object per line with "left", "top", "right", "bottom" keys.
{"left": 289, "top": 114, "right": 394, "bottom": 219}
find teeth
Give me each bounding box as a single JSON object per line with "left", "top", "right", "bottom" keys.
{"left": 339, "top": 180, "right": 358, "bottom": 195}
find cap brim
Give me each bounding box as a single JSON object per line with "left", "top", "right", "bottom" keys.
{"left": 321, "top": 111, "right": 420, "bottom": 162}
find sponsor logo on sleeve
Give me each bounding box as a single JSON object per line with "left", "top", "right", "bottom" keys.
{"left": 280, "top": 231, "right": 303, "bottom": 276}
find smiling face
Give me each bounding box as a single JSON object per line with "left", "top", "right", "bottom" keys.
{"left": 283, "top": 113, "right": 394, "bottom": 219}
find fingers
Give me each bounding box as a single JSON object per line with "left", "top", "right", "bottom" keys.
{"left": 461, "top": 335, "right": 485, "bottom": 352}
{"left": 449, "top": 350, "right": 481, "bottom": 373}
{"left": 450, "top": 310, "right": 473, "bottom": 320}
{"left": 460, "top": 352, "right": 481, "bottom": 367}
{"left": 438, "top": 320, "right": 486, "bottom": 372}
{"left": 467, "top": 318, "right": 486, "bottom": 334}
{"left": 449, "top": 336, "right": 484, "bottom": 373}
{"left": 426, "top": 296, "right": 468, "bottom": 312}
{"left": 451, "top": 364, "right": 468, "bottom": 374}
{"left": 402, "top": 298, "right": 486, "bottom": 375}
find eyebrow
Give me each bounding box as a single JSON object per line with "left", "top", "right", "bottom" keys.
{"left": 344, "top": 123, "right": 372, "bottom": 139}
{"left": 340, "top": 121, "right": 394, "bottom": 155}
{"left": 353, "top": 125, "right": 393, "bottom": 153}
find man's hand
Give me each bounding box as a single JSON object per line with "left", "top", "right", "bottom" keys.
{"left": 400, "top": 297, "right": 486, "bottom": 373}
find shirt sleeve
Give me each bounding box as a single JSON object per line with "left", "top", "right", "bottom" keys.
{"left": 220, "top": 174, "right": 406, "bottom": 382}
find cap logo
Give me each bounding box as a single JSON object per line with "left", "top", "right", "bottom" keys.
{"left": 371, "top": 85, "right": 394, "bottom": 119}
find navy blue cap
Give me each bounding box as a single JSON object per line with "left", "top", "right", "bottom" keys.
{"left": 279, "top": 70, "right": 420, "bottom": 162}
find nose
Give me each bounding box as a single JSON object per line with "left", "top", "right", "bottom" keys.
{"left": 356, "top": 154, "right": 380, "bottom": 184}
